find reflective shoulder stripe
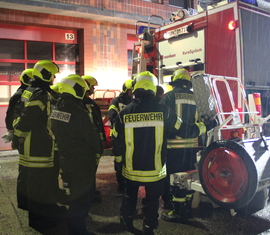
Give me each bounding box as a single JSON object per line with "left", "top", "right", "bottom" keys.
{"left": 25, "top": 100, "right": 46, "bottom": 111}
{"left": 108, "top": 104, "right": 119, "bottom": 112}
{"left": 114, "top": 155, "right": 122, "bottom": 163}
{"left": 196, "top": 122, "right": 206, "bottom": 136}
{"left": 174, "top": 117, "right": 182, "bottom": 130}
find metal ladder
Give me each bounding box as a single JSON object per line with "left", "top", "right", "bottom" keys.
{"left": 131, "top": 40, "right": 150, "bottom": 78}
{"left": 131, "top": 15, "right": 165, "bottom": 78}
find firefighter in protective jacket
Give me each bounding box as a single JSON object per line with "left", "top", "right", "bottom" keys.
{"left": 108, "top": 79, "right": 134, "bottom": 191}
{"left": 82, "top": 75, "right": 106, "bottom": 203}
{"left": 2, "top": 69, "right": 34, "bottom": 145}
{"left": 111, "top": 71, "right": 206, "bottom": 235}
{"left": 51, "top": 74, "right": 102, "bottom": 234}
{"left": 13, "top": 60, "right": 64, "bottom": 232}
{"left": 161, "top": 68, "right": 201, "bottom": 223}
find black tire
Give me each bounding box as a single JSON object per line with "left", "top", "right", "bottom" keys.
{"left": 199, "top": 140, "right": 258, "bottom": 209}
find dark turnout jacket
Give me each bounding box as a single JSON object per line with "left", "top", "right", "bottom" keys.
{"left": 5, "top": 84, "right": 27, "bottom": 131}
{"left": 112, "top": 96, "right": 205, "bottom": 183}
{"left": 51, "top": 94, "right": 102, "bottom": 170}
{"left": 13, "top": 82, "right": 54, "bottom": 168}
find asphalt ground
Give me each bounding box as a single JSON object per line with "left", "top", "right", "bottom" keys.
{"left": 1, "top": 150, "right": 270, "bottom": 235}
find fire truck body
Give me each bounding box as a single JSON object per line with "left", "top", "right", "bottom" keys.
{"left": 133, "top": 1, "right": 270, "bottom": 212}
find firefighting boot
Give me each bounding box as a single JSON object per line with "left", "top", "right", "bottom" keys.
{"left": 162, "top": 201, "right": 189, "bottom": 224}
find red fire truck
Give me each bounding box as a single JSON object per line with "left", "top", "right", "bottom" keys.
{"left": 132, "top": 1, "right": 270, "bottom": 213}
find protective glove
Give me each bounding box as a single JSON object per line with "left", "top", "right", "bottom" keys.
{"left": 2, "top": 131, "right": 13, "bottom": 143}
{"left": 205, "top": 119, "right": 218, "bottom": 131}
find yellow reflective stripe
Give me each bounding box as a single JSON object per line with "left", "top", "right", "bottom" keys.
{"left": 111, "top": 126, "right": 118, "bottom": 138}
{"left": 196, "top": 122, "right": 206, "bottom": 136}
{"left": 19, "top": 155, "right": 54, "bottom": 168}
{"left": 115, "top": 155, "right": 122, "bottom": 163}
{"left": 186, "top": 194, "right": 193, "bottom": 198}
{"left": 155, "top": 125, "right": 163, "bottom": 170}
{"left": 99, "top": 132, "right": 104, "bottom": 140}
{"left": 122, "top": 165, "right": 166, "bottom": 182}
{"left": 172, "top": 196, "right": 186, "bottom": 202}
{"left": 125, "top": 121, "right": 163, "bottom": 128}
{"left": 167, "top": 138, "right": 199, "bottom": 148}
{"left": 14, "top": 128, "right": 29, "bottom": 138}
{"left": 25, "top": 100, "right": 45, "bottom": 111}
{"left": 125, "top": 127, "right": 134, "bottom": 171}
{"left": 12, "top": 117, "right": 20, "bottom": 128}
{"left": 108, "top": 104, "right": 119, "bottom": 112}
{"left": 24, "top": 132, "right": 31, "bottom": 157}
{"left": 174, "top": 117, "right": 182, "bottom": 130}
{"left": 46, "top": 101, "right": 55, "bottom": 140}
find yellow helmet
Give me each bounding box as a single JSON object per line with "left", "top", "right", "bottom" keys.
{"left": 50, "top": 83, "right": 61, "bottom": 93}
{"left": 20, "top": 68, "right": 34, "bottom": 86}
{"left": 133, "top": 71, "right": 158, "bottom": 94}
{"left": 122, "top": 79, "right": 134, "bottom": 93}
{"left": 32, "top": 60, "right": 59, "bottom": 82}
{"left": 58, "top": 74, "right": 88, "bottom": 99}
{"left": 171, "top": 68, "right": 191, "bottom": 82}
{"left": 82, "top": 75, "right": 98, "bottom": 88}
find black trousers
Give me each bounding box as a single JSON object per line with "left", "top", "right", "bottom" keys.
{"left": 120, "top": 179, "right": 164, "bottom": 229}
{"left": 17, "top": 165, "right": 63, "bottom": 229}
{"left": 64, "top": 164, "right": 95, "bottom": 235}
{"left": 162, "top": 148, "right": 197, "bottom": 204}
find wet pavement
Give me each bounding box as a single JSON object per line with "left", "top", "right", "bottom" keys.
{"left": 1, "top": 150, "right": 270, "bottom": 235}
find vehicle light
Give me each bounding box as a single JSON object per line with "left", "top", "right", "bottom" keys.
{"left": 231, "top": 130, "right": 239, "bottom": 138}
{"left": 228, "top": 20, "right": 236, "bottom": 30}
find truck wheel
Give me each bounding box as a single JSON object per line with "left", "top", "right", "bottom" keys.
{"left": 199, "top": 140, "right": 258, "bottom": 209}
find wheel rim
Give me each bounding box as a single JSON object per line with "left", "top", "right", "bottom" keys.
{"left": 201, "top": 147, "right": 249, "bottom": 202}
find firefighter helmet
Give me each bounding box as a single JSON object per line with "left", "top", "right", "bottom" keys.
{"left": 133, "top": 71, "right": 158, "bottom": 95}
{"left": 20, "top": 68, "right": 34, "bottom": 86}
{"left": 82, "top": 75, "right": 98, "bottom": 88}
{"left": 50, "top": 83, "right": 61, "bottom": 93}
{"left": 59, "top": 74, "right": 88, "bottom": 99}
{"left": 122, "top": 79, "right": 134, "bottom": 93}
{"left": 32, "top": 60, "right": 59, "bottom": 83}
{"left": 171, "top": 68, "right": 191, "bottom": 82}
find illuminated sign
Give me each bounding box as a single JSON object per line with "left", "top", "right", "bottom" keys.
{"left": 163, "top": 24, "right": 192, "bottom": 39}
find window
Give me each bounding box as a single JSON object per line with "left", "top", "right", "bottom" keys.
{"left": 27, "top": 41, "right": 52, "bottom": 60}
{"left": 169, "top": 0, "right": 188, "bottom": 8}
{"left": 0, "top": 39, "right": 24, "bottom": 59}
{"left": 144, "top": 0, "right": 163, "bottom": 3}
{"left": 56, "top": 43, "right": 78, "bottom": 62}
{"left": 0, "top": 39, "right": 78, "bottom": 105}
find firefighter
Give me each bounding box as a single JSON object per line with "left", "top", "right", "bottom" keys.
{"left": 160, "top": 68, "right": 201, "bottom": 223}
{"left": 13, "top": 60, "right": 66, "bottom": 233}
{"left": 2, "top": 69, "right": 34, "bottom": 146}
{"left": 82, "top": 75, "right": 106, "bottom": 203}
{"left": 51, "top": 74, "right": 102, "bottom": 235}
{"left": 111, "top": 71, "right": 206, "bottom": 235}
{"left": 108, "top": 79, "right": 134, "bottom": 192}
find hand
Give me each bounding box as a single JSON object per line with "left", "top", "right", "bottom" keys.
{"left": 2, "top": 131, "right": 13, "bottom": 143}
